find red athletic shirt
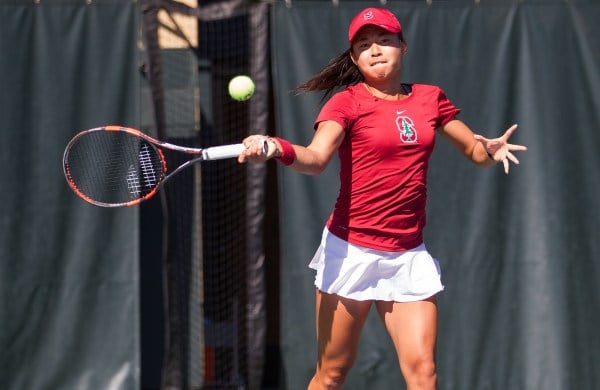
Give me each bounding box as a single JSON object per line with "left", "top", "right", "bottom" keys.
{"left": 315, "top": 83, "right": 460, "bottom": 251}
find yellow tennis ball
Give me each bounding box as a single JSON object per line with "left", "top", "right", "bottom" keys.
{"left": 228, "top": 75, "right": 255, "bottom": 101}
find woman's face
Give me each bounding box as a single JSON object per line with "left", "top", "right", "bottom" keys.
{"left": 350, "top": 25, "right": 406, "bottom": 82}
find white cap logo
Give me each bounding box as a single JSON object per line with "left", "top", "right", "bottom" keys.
{"left": 363, "top": 10, "right": 374, "bottom": 20}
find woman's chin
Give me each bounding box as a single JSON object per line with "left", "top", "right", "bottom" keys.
{"left": 375, "top": 71, "right": 390, "bottom": 80}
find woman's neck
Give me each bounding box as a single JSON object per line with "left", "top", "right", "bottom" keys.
{"left": 363, "top": 82, "right": 408, "bottom": 100}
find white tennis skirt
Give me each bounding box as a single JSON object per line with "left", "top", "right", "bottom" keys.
{"left": 309, "top": 228, "right": 444, "bottom": 302}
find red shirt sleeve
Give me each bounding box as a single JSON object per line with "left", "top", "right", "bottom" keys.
{"left": 314, "top": 89, "right": 358, "bottom": 131}
{"left": 436, "top": 88, "right": 461, "bottom": 127}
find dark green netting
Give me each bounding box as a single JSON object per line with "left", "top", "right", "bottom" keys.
{"left": 0, "top": 1, "right": 140, "bottom": 388}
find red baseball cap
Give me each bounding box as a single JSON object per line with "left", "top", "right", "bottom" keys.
{"left": 348, "top": 7, "right": 402, "bottom": 44}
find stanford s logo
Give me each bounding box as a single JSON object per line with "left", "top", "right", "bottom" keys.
{"left": 396, "top": 110, "right": 417, "bottom": 143}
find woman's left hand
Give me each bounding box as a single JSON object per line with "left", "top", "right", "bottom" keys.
{"left": 474, "top": 124, "right": 528, "bottom": 174}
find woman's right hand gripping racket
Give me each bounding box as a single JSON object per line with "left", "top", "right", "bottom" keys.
{"left": 63, "top": 125, "right": 265, "bottom": 207}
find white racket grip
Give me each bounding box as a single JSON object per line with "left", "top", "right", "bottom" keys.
{"left": 202, "top": 143, "right": 246, "bottom": 160}
{"left": 201, "top": 140, "right": 268, "bottom": 160}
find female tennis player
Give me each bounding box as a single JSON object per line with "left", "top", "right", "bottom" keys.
{"left": 240, "top": 7, "right": 527, "bottom": 390}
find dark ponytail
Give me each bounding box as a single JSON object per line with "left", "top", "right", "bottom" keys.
{"left": 293, "top": 49, "right": 363, "bottom": 101}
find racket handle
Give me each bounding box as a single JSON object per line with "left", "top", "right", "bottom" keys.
{"left": 201, "top": 140, "right": 268, "bottom": 160}
{"left": 202, "top": 143, "right": 246, "bottom": 160}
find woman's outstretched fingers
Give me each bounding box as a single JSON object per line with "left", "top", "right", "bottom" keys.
{"left": 509, "top": 143, "right": 528, "bottom": 152}
{"left": 502, "top": 124, "right": 519, "bottom": 140}
{"left": 507, "top": 151, "right": 520, "bottom": 165}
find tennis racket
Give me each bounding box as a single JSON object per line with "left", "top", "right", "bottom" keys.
{"left": 63, "top": 125, "right": 263, "bottom": 207}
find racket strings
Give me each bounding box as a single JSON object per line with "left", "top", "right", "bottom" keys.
{"left": 64, "top": 130, "right": 166, "bottom": 206}
{"left": 128, "top": 143, "right": 160, "bottom": 196}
